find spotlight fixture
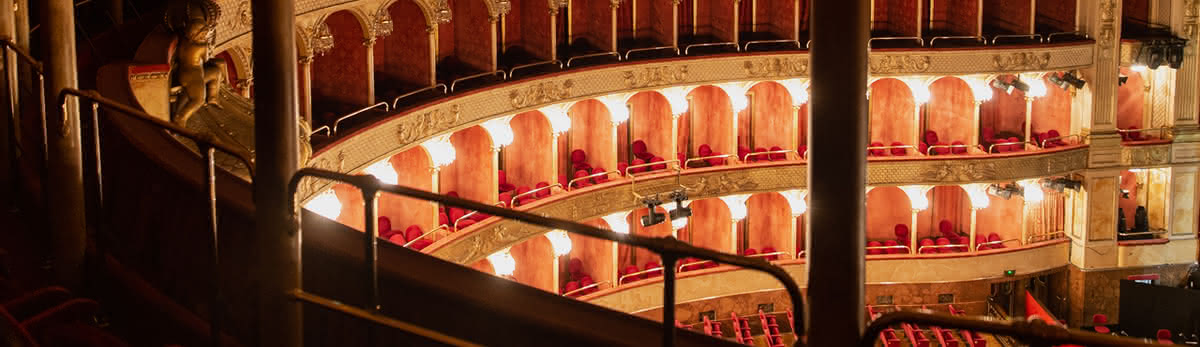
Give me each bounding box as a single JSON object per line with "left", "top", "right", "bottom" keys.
{"left": 1118, "top": 74, "right": 1129, "bottom": 86}
{"left": 1134, "top": 39, "right": 1187, "bottom": 70}
{"left": 1167, "top": 42, "right": 1185, "bottom": 69}
{"left": 1048, "top": 72, "right": 1086, "bottom": 90}
{"left": 668, "top": 190, "right": 692, "bottom": 230}
{"left": 1010, "top": 78, "right": 1030, "bottom": 93}
{"left": 1147, "top": 43, "right": 1166, "bottom": 70}
{"left": 987, "top": 183, "right": 1022, "bottom": 200}
{"left": 640, "top": 196, "right": 666, "bottom": 227}
{"left": 1042, "top": 177, "right": 1083, "bottom": 192}
{"left": 990, "top": 77, "right": 1029, "bottom": 95}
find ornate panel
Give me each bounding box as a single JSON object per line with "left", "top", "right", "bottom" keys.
{"left": 1120, "top": 144, "right": 1171, "bottom": 167}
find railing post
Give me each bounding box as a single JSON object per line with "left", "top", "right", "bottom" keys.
{"left": 202, "top": 145, "right": 222, "bottom": 347}
{"left": 2, "top": 45, "right": 15, "bottom": 210}
{"left": 43, "top": 0, "right": 86, "bottom": 289}
{"left": 661, "top": 254, "right": 677, "bottom": 347}
{"left": 361, "top": 183, "right": 381, "bottom": 346}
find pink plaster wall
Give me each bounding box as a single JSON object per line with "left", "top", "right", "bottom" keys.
{"left": 870, "top": 78, "right": 916, "bottom": 146}
{"left": 505, "top": 111, "right": 556, "bottom": 188}
{"left": 925, "top": 77, "right": 976, "bottom": 145}
{"left": 379, "top": 148, "right": 436, "bottom": 232}
{"left": 746, "top": 193, "right": 792, "bottom": 254}
{"left": 866, "top": 187, "right": 913, "bottom": 242}
{"left": 1116, "top": 67, "right": 1145, "bottom": 130}
{"left": 628, "top": 91, "right": 675, "bottom": 162}
{"left": 689, "top": 198, "right": 734, "bottom": 253}
{"left": 312, "top": 11, "right": 370, "bottom": 109}
{"left": 740, "top": 82, "right": 795, "bottom": 151}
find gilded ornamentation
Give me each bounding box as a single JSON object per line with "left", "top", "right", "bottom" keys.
{"left": 431, "top": 0, "right": 452, "bottom": 24}
{"left": 299, "top": 150, "right": 346, "bottom": 199}
{"left": 742, "top": 57, "right": 808, "bottom": 77}
{"left": 509, "top": 79, "right": 574, "bottom": 108}
{"left": 623, "top": 65, "right": 688, "bottom": 88}
{"left": 309, "top": 21, "right": 335, "bottom": 57}
{"left": 868, "top": 55, "right": 931, "bottom": 74}
{"left": 235, "top": 1, "right": 252, "bottom": 28}
{"left": 494, "top": 0, "right": 512, "bottom": 16}
{"left": 688, "top": 172, "right": 759, "bottom": 196}
{"left": 370, "top": 9, "right": 394, "bottom": 38}
{"left": 166, "top": 0, "right": 228, "bottom": 127}
{"left": 992, "top": 52, "right": 1051, "bottom": 71}
{"left": 395, "top": 105, "right": 462, "bottom": 145}
{"left": 1121, "top": 145, "right": 1170, "bottom": 166}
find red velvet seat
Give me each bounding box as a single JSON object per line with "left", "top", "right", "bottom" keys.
{"left": 563, "top": 281, "right": 580, "bottom": 296}
{"left": 650, "top": 157, "right": 667, "bottom": 170}
{"left": 410, "top": 239, "right": 432, "bottom": 250}
{"left": 867, "top": 241, "right": 883, "bottom": 255}
{"left": 752, "top": 147, "right": 768, "bottom": 162}
{"left": 568, "top": 258, "right": 584, "bottom": 278}
{"left": 738, "top": 145, "right": 751, "bottom": 161}
{"left": 987, "top": 233, "right": 1004, "bottom": 249}
{"left": 743, "top": 248, "right": 758, "bottom": 257}
{"left": 643, "top": 261, "right": 662, "bottom": 278}
{"left": 457, "top": 219, "right": 476, "bottom": 229}
{"left": 935, "top": 237, "right": 952, "bottom": 253}
{"left": 498, "top": 192, "right": 512, "bottom": 207}
{"left": 621, "top": 265, "right": 643, "bottom": 283}
{"left": 769, "top": 146, "right": 786, "bottom": 160}
{"left": 925, "top": 131, "right": 949, "bottom": 155}
{"left": 515, "top": 186, "right": 533, "bottom": 205}
{"left": 378, "top": 216, "right": 394, "bottom": 239}
{"left": 616, "top": 162, "right": 628, "bottom": 175}
{"left": 1157, "top": 329, "right": 1172, "bottom": 344}
{"left": 868, "top": 142, "right": 886, "bottom": 156}
{"left": 534, "top": 182, "right": 551, "bottom": 198}
{"left": 1044, "top": 129, "right": 1066, "bottom": 147}
{"left": 1126, "top": 127, "right": 1146, "bottom": 141}
{"left": 889, "top": 142, "right": 907, "bottom": 156}
{"left": 950, "top": 140, "right": 967, "bottom": 154}
{"left": 883, "top": 240, "right": 901, "bottom": 254}
{"left": 955, "top": 236, "right": 970, "bottom": 252}
{"left": 387, "top": 234, "right": 406, "bottom": 245}
{"left": 579, "top": 276, "right": 596, "bottom": 295}
{"left": 571, "top": 149, "right": 587, "bottom": 164}
{"left": 498, "top": 170, "right": 516, "bottom": 192}
{"left": 633, "top": 140, "right": 652, "bottom": 160}
{"left": 761, "top": 247, "right": 779, "bottom": 261}
{"left": 630, "top": 158, "right": 647, "bottom": 173}
{"left": 976, "top": 238, "right": 989, "bottom": 251}
{"left": 1092, "top": 314, "right": 1110, "bottom": 334}
{"left": 919, "top": 238, "right": 935, "bottom": 254}
{"left": 894, "top": 224, "right": 910, "bottom": 244}
{"left": 448, "top": 208, "right": 466, "bottom": 224}
{"left": 405, "top": 225, "right": 423, "bottom": 242}
{"left": 939, "top": 220, "right": 956, "bottom": 239}
{"left": 438, "top": 212, "right": 448, "bottom": 226}
{"left": 1006, "top": 137, "right": 1021, "bottom": 152}
{"left": 698, "top": 144, "right": 713, "bottom": 157}
{"left": 591, "top": 168, "right": 608, "bottom": 183}
{"left": 572, "top": 170, "right": 592, "bottom": 188}
{"left": 797, "top": 145, "right": 808, "bottom": 158}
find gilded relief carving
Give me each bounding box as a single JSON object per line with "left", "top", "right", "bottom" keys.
{"left": 992, "top": 52, "right": 1052, "bottom": 71}
{"left": 1121, "top": 144, "right": 1170, "bottom": 166}
{"left": 869, "top": 148, "right": 1089, "bottom": 185}
{"left": 623, "top": 65, "right": 689, "bottom": 88}
{"left": 868, "top": 55, "right": 931, "bottom": 74}
{"left": 509, "top": 80, "right": 575, "bottom": 108}
{"left": 742, "top": 57, "right": 809, "bottom": 77}
{"left": 298, "top": 150, "right": 346, "bottom": 199}
{"left": 395, "top": 104, "right": 462, "bottom": 145}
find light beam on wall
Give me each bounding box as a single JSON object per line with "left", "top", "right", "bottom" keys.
{"left": 421, "top": 134, "right": 457, "bottom": 168}
{"left": 304, "top": 189, "right": 342, "bottom": 220}
{"left": 546, "top": 230, "right": 573, "bottom": 256}
{"left": 1023, "top": 73, "right": 1048, "bottom": 98}
{"left": 779, "top": 79, "right": 809, "bottom": 106}
{"left": 541, "top": 104, "right": 572, "bottom": 134}
{"left": 718, "top": 82, "right": 751, "bottom": 112}
{"left": 488, "top": 248, "right": 517, "bottom": 276}
{"left": 660, "top": 86, "right": 692, "bottom": 115}
{"left": 480, "top": 116, "right": 515, "bottom": 149}
{"left": 600, "top": 94, "right": 631, "bottom": 124}
{"left": 964, "top": 76, "right": 994, "bottom": 102}
{"left": 363, "top": 160, "right": 399, "bottom": 185}
{"left": 899, "top": 185, "right": 932, "bottom": 211}
{"left": 781, "top": 189, "right": 808, "bottom": 216}
{"left": 719, "top": 194, "right": 751, "bottom": 221}
{"left": 601, "top": 211, "right": 632, "bottom": 234}
{"left": 1018, "top": 179, "right": 1044, "bottom": 203}
{"left": 961, "top": 184, "right": 992, "bottom": 209}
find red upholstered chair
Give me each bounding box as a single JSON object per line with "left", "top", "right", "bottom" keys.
{"left": 535, "top": 182, "right": 551, "bottom": 198}
{"left": 498, "top": 170, "right": 516, "bottom": 192}
{"left": 738, "top": 145, "right": 751, "bottom": 161}
{"left": 568, "top": 258, "right": 584, "bottom": 278}
{"left": 1126, "top": 127, "right": 1146, "bottom": 141}
{"left": 935, "top": 237, "right": 952, "bottom": 253}
{"left": 797, "top": 145, "right": 808, "bottom": 158}
{"left": 516, "top": 186, "right": 535, "bottom": 205}
{"left": 867, "top": 142, "right": 884, "bottom": 156}
{"left": 630, "top": 158, "right": 648, "bottom": 173}
{"left": 894, "top": 224, "right": 910, "bottom": 244}
{"left": 573, "top": 162, "right": 592, "bottom": 174}
{"left": 405, "top": 225, "right": 423, "bottom": 242}
{"left": 448, "top": 208, "right": 466, "bottom": 224}
{"left": 955, "top": 236, "right": 970, "bottom": 252}
{"left": 633, "top": 140, "right": 650, "bottom": 159}
{"left": 378, "top": 216, "right": 394, "bottom": 239}
{"left": 976, "top": 238, "right": 989, "bottom": 251}
{"left": 925, "top": 130, "right": 949, "bottom": 155}
{"left": 1006, "top": 137, "right": 1021, "bottom": 152}
{"left": 1092, "top": 314, "right": 1110, "bottom": 334}
{"left": 951, "top": 140, "right": 967, "bottom": 154}
{"left": 699, "top": 144, "right": 714, "bottom": 157}
{"left": 457, "top": 219, "right": 477, "bottom": 229}
{"left": 867, "top": 241, "right": 883, "bottom": 255}
{"left": 889, "top": 142, "right": 908, "bottom": 156}
{"left": 939, "top": 220, "right": 955, "bottom": 238}
{"left": 579, "top": 276, "right": 596, "bottom": 295}
{"left": 498, "top": 192, "right": 512, "bottom": 207}
{"left": 987, "top": 233, "right": 1004, "bottom": 249}
{"left": 563, "top": 281, "right": 580, "bottom": 296}
{"left": 752, "top": 147, "right": 768, "bottom": 162}
{"left": 1157, "top": 329, "right": 1172, "bottom": 344}
{"left": 883, "top": 240, "right": 901, "bottom": 254}
{"left": 410, "top": 239, "right": 433, "bottom": 250}
{"left": 616, "top": 162, "right": 628, "bottom": 175}
{"left": 650, "top": 157, "right": 667, "bottom": 170}
{"left": 445, "top": 191, "right": 460, "bottom": 198}
{"left": 558, "top": 174, "right": 568, "bottom": 188}
{"left": 644, "top": 261, "right": 662, "bottom": 278}
{"left": 621, "top": 265, "right": 643, "bottom": 283}
{"left": 387, "top": 234, "right": 406, "bottom": 245}
{"left": 571, "top": 149, "right": 587, "bottom": 164}
{"left": 592, "top": 168, "right": 609, "bottom": 183}
{"left": 1045, "top": 129, "right": 1065, "bottom": 147}
{"left": 919, "top": 238, "right": 935, "bottom": 254}
{"left": 438, "top": 212, "right": 448, "bottom": 226}
{"left": 743, "top": 248, "right": 758, "bottom": 257}
{"left": 572, "top": 170, "right": 592, "bottom": 188}
{"left": 761, "top": 246, "right": 779, "bottom": 261}
{"left": 769, "top": 146, "right": 787, "bottom": 160}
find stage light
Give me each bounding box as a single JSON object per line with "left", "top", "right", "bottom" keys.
{"left": 987, "top": 183, "right": 1021, "bottom": 200}
{"left": 640, "top": 196, "right": 666, "bottom": 227}
{"left": 1167, "top": 42, "right": 1185, "bottom": 69}
{"left": 1062, "top": 72, "right": 1086, "bottom": 89}
{"left": 668, "top": 190, "right": 692, "bottom": 230}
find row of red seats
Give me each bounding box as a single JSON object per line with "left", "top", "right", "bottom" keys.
{"left": 982, "top": 127, "right": 1025, "bottom": 153}
{"left": 499, "top": 170, "right": 554, "bottom": 207}
{"left": 921, "top": 130, "right": 968, "bottom": 155}
{"left": 757, "top": 310, "right": 787, "bottom": 347}
{"left": 687, "top": 144, "right": 730, "bottom": 168}
{"left": 869, "top": 225, "right": 912, "bottom": 255}
{"left": 618, "top": 260, "right": 663, "bottom": 284}
{"left": 1119, "top": 126, "right": 1154, "bottom": 142}
{"left": 738, "top": 145, "right": 789, "bottom": 162}
{"left": 562, "top": 258, "right": 599, "bottom": 297}
{"left": 730, "top": 313, "right": 755, "bottom": 345}
{"left": 1032, "top": 129, "right": 1068, "bottom": 148}
{"left": 867, "top": 306, "right": 902, "bottom": 347}
{"left": 948, "top": 305, "right": 986, "bottom": 347}
{"left": 379, "top": 216, "right": 434, "bottom": 250}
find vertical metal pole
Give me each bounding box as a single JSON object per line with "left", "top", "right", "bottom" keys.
{"left": 251, "top": 0, "right": 302, "bottom": 344}
{"left": 361, "top": 186, "right": 381, "bottom": 346}
{"left": 202, "top": 146, "right": 221, "bottom": 347}
{"left": 2, "top": 48, "right": 16, "bottom": 208}
{"left": 88, "top": 102, "right": 102, "bottom": 230}
{"left": 44, "top": 0, "right": 85, "bottom": 291}
{"left": 660, "top": 254, "right": 677, "bottom": 347}
{"left": 807, "top": 0, "right": 867, "bottom": 345}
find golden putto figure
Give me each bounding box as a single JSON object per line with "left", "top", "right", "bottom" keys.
{"left": 165, "top": 0, "right": 227, "bottom": 127}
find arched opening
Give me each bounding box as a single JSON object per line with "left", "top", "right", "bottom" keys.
{"left": 624, "top": 91, "right": 674, "bottom": 166}
{"left": 311, "top": 11, "right": 372, "bottom": 122}
{"left": 563, "top": 219, "right": 617, "bottom": 295}
{"left": 214, "top": 50, "right": 240, "bottom": 93}
{"left": 437, "top": 0, "right": 497, "bottom": 83}
{"left": 739, "top": 81, "right": 796, "bottom": 160}
{"left": 1031, "top": 73, "right": 1074, "bottom": 147}
{"left": 376, "top": 0, "right": 434, "bottom": 101}
{"left": 1116, "top": 67, "right": 1146, "bottom": 132}
{"left": 871, "top": 0, "right": 921, "bottom": 39}
{"left": 869, "top": 78, "right": 917, "bottom": 155}
{"left": 686, "top": 198, "right": 735, "bottom": 254}
{"left": 916, "top": 186, "right": 971, "bottom": 252}
{"left": 681, "top": 85, "right": 736, "bottom": 161}
{"left": 976, "top": 192, "right": 1025, "bottom": 249}
{"left": 743, "top": 193, "right": 793, "bottom": 257}
{"left": 510, "top": 236, "right": 556, "bottom": 292}
{"left": 504, "top": 111, "right": 557, "bottom": 190}
{"left": 678, "top": 0, "right": 738, "bottom": 50}
{"left": 865, "top": 187, "right": 913, "bottom": 254}
{"left": 441, "top": 126, "right": 498, "bottom": 203}
{"left": 379, "top": 147, "right": 438, "bottom": 243}
{"left": 566, "top": 0, "right": 616, "bottom": 55}
{"left": 618, "top": 0, "right": 676, "bottom": 54}
{"left": 562, "top": 99, "right": 617, "bottom": 183}
{"left": 621, "top": 207, "right": 673, "bottom": 283}
{"left": 500, "top": 0, "right": 554, "bottom": 72}
{"left": 980, "top": 74, "right": 1028, "bottom": 152}
{"left": 740, "top": 0, "right": 800, "bottom": 50}
{"left": 923, "top": 76, "right": 976, "bottom": 154}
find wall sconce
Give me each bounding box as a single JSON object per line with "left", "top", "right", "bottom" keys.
{"left": 781, "top": 189, "right": 808, "bottom": 216}
{"left": 363, "top": 160, "right": 399, "bottom": 185}
{"left": 719, "top": 194, "right": 750, "bottom": 221}
{"left": 540, "top": 104, "right": 572, "bottom": 134}
{"left": 718, "top": 82, "right": 751, "bottom": 113}
{"left": 480, "top": 116, "right": 515, "bottom": 149}
{"left": 903, "top": 78, "right": 931, "bottom": 104}
{"left": 600, "top": 94, "right": 631, "bottom": 124}
{"left": 961, "top": 184, "right": 992, "bottom": 209}
{"left": 546, "top": 230, "right": 572, "bottom": 256}
{"left": 899, "top": 185, "right": 931, "bottom": 211}
{"left": 963, "top": 76, "right": 994, "bottom": 102}
{"left": 779, "top": 79, "right": 809, "bottom": 106}
{"left": 601, "top": 211, "right": 632, "bottom": 234}
{"left": 487, "top": 248, "right": 517, "bottom": 276}
{"left": 660, "top": 86, "right": 692, "bottom": 116}
{"left": 1018, "top": 179, "right": 1044, "bottom": 203}
{"left": 304, "top": 189, "right": 342, "bottom": 220}
{"left": 420, "top": 134, "right": 457, "bottom": 168}
{"left": 1021, "top": 73, "right": 1047, "bottom": 98}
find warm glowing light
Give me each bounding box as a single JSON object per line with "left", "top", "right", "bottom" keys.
{"left": 904, "top": 78, "right": 931, "bottom": 104}
{"left": 1023, "top": 73, "right": 1047, "bottom": 98}
{"left": 480, "top": 116, "right": 515, "bottom": 149}
{"left": 487, "top": 248, "right": 516, "bottom": 276}
{"left": 540, "top": 104, "right": 572, "bottom": 134}
{"left": 420, "top": 135, "right": 457, "bottom": 168}
{"left": 304, "top": 189, "right": 342, "bottom": 220}
{"left": 1018, "top": 179, "right": 1044, "bottom": 203}
{"left": 660, "top": 86, "right": 692, "bottom": 115}
{"left": 363, "top": 160, "right": 398, "bottom": 185}
{"left": 781, "top": 189, "right": 808, "bottom": 216}
{"left": 600, "top": 94, "right": 631, "bottom": 124}
{"left": 964, "top": 76, "right": 994, "bottom": 102}
{"left": 718, "top": 82, "right": 751, "bottom": 112}
{"left": 1131, "top": 64, "right": 1148, "bottom": 73}
{"left": 899, "top": 185, "right": 931, "bottom": 211}
{"left": 546, "top": 230, "right": 573, "bottom": 256}
{"left": 779, "top": 79, "right": 809, "bottom": 106}
{"left": 719, "top": 194, "right": 751, "bottom": 221}
{"left": 962, "top": 184, "right": 992, "bottom": 209}
{"left": 671, "top": 216, "right": 689, "bottom": 230}
{"left": 600, "top": 211, "right": 631, "bottom": 234}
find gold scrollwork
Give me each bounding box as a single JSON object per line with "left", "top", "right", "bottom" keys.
{"left": 992, "top": 52, "right": 1052, "bottom": 71}
{"left": 1122, "top": 145, "right": 1170, "bottom": 166}
{"left": 868, "top": 55, "right": 931, "bottom": 74}
{"left": 623, "top": 65, "right": 689, "bottom": 88}
{"left": 396, "top": 105, "right": 462, "bottom": 145}
{"left": 298, "top": 150, "right": 346, "bottom": 200}
{"left": 742, "top": 57, "right": 809, "bottom": 77}
{"left": 509, "top": 79, "right": 574, "bottom": 108}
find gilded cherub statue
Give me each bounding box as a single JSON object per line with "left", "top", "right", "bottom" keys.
{"left": 165, "top": 0, "right": 227, "bottom": 127}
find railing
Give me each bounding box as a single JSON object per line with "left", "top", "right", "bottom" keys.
{"left": 743, "top": 39, "right": 803, "bottom": 51}
{"left": 565, "top": 52, "right": 620, "bottom": 67}
{"left": 677, "top": 260, "right": 713, "bottom": 272}
{"left": 1118, "top": 127, "right": 1172, "bottom": 141}
{"left": 562, "top": 280, "right": 610, "bottom": 297}
{"left": 925, "top": 144, "right": 979, "bottom": 155}
{"left": 331, "top": 102, "right": 390, "bottom": 135}
{"left": 866, "top": 245, "right": 912, "bottom": 254}
{"left": 742, "top": 149, "right": 797, "bottom": 162}
{"left": 990, "top": 34, "right": 1043, "bottom": 45}
{"left": 509, "top": 183, "right": 562, "bottom": 207}
{"left": 449, "top": 70, "right": 507, "bottom": 93}
{"left": 869, "top": 36, "right": 924, "bottom": 47}
{"left": 684, "top": 154, "right": 737, "bottom": 168}
{"left": 1118, "top": 229, "right": 1169, "bottom": 238}
{"left": 860, "top": 310, "right": 1156, "bottom": 347}
{"left": 390, "top": 83, "right": 447, "bottom": 109}
{"left": 1046, "top": 31, "right": 1090, "bottom": 42}
{"left": 60, "top": 89, "right": 256, "bottom": 347}
{"left": 929, "top": 35, "right": 983, "bottom": 47}
{"left": 867, "top": 144, "right": 916, "bottom": 155}
{"left": 1040, "top": 134, "right": 1081, "bottom": 148}
{"left": 309, "top": 125, "right": 331, "bottom": 137}
{"left": 979, "top": 238, "right": 1020, "bottom": 249}
{"left": 290, "top": 290, "right": 481, "bottom": 347}
{"left": 567, "top": 170, "right": 619, "bottom": 190}
{"left": 624, "top": 159, "right": 679, "bottom": 176}
{"left": 1, "top": 39, "right": 48, "bottom": 188}
{"left": 287, "top": 168, "right": 807, "bottom": 347}
{"left": 403, "top": 224, "right": 451, "bottom": 248}
{"left": 987, "top": 141, "right": 1033, "bottom": 153}
{"left": 1026, "top": 231, "right": 1066, "bottom": 244}
{"left": 745, "top": 251, "right": 790, "bottom": 260}
{"left": 623, "top": 46, "right": 679, "bottom": 60}
{"left": 625, "top": 159, "right": 682, "bottom": 197}
{"left": 684, "top": 42, "right": 739, "bottom": 55}
{"left": 508, "top": 60, "right": 563, "bottom": 78}
{"left": 618, "top": 267, "right": 664, "bottom": 284}
{"left": 454, "top": 202, "right": 506, "bottom": 230}
{"left": 917, "top": 243, "right": 968, "bottom": 253}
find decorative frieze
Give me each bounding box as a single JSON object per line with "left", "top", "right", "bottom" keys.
{"left": 508, "top": 79, "right": 575, "bottom": 108}
{"left": 868, "top": 55, "right": 931, "bottom": 74}
{"left": 623, "top": 65, "right": 689, "bottom": 88}
{"left": 992, "top": 52, "right": 1051, "bottom": 71}
{"left": 743, "top": 57, "right": 809, "bottom": 77}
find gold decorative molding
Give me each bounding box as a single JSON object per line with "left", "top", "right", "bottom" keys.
{"left": 396, "top": 104, "right": 462, "bottom": 145}
{"left": 742, "top": 57, "right": 809, "bottom": 78}
{"left": 1121, "top": 144, "right": 1171, "bottom": 167}
{"left": 623, "top": 65, "right": 689, "bottom": 88}
{"left": 868, "top": 147, "right": 1089, "bottom": 185}
{"left": 868, "top": 55, "right": 931, "bottom": 74}
{"left": 993, "top": 52, "right": 1051, "bottom": 71}
{"left": 508, "top": 79, "right": 575, "bottom": 108}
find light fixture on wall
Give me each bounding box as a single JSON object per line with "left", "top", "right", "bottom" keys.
{"left": 668, "top": 190, "right": 692, "bottom": 230}
{"left": 660, "top": 86, "right": 692, "bottom": 116}
{"left": 546, "top": 230, "right": 572, "bottom": 256}
{"left": 1042, "top": 177, "right": 1083, "bottom": 192}
{"left": 1022, "top": 73, "right": 1047, "bottom": 98}
{"left": 600, "top": 94, "right": 631, "bottom": 124}
{"left": 1018, "top": 179, "right": 1044, "bottom": 203}
{"left": 420, "top": 135, "right": 457, "bottom": 168}
{"left": 601, "top": 211, "right": 632, "bottom": 234}
{"left": 898, "top": 185, "right": 931, "bottom": 211}
{"left": 986, "top": 183, "right": 1022, "bottom": 200}
{"left": 781, "top": 189, "right": 808, "bottom": 216}
{"left": 304, "top": 189, "right": 343, "bottom": 220}
{"left": 779, "top": 79, "right": 809, "bottom": 106}
{"left": 640, "top": 195, "right": 666, "bottom": 227}
{"left": 540, "top": 104, "right": 572, "bottom": 134}
{"left": 363, "top": 160, "right": 399, "bottom": 185}
{"left": 718, "top": 82, "right": 751, "bottom": 113}
{"left": 1048, "top": 72, "right": 1086, "bottom": 90}
{"left": 480, "top": 116, "right": 515, "bottom": 149}
{"left": 903, "top": 78, "right": 931, "bottom": 104}
{"left": 961, "top": 184, "right": 992, "bottom": 209}
{"left": 963, "top": 76, "right": 994, "bottom": 102}
{"left": 487, "top": 248, "right": 517, "bottom": 277}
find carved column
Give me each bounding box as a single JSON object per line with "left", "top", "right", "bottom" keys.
{"left": 1070, "top": 169, "right": 1121, "bottom": 270}
{"left": 44, "top": 0, "right": 86, "bottom": 290}
{"left": 671, "top": 0, "right": 680, "bottom": 47}
{"left": 1171, "top": 1, "right": 1200, "bottom": 141}
{"left": 297, "top": 55, "right": 313, "bottom": 126}
{"left": 549, "top": 7, "right": 559, "bottom": 60}
{"left": 1082, "top": 1, "right": 1124, "bottom": 167}
{"left": 364, "top": 38, "right": 376, "bottom": 105}
{"left": 1168, "top": 166, "right": 1197, "bottom": 238}
{"left": 488, "top": 16, "right": 499, "bottom": 72}
{"left": 427, "top": 26, "right": 438, "bottom": 86}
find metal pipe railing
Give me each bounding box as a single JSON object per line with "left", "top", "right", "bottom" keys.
{"left": 390, "top": 84, "right": 447, "bottom": 109}
{"left": 449, "top": 70, "right": 507, "bottom": 93}
{"left": 508, "top": 60, "right": 563, "bottom": 78}
{"left": 677, "top": 260, "right": 712, "bottom": 272}
{"left": 287, "top": 168, "right": 808, "bottom": 347}
{"left": 1118, "top": 229, "right": 1169, "bottom": 238}
{"left": 1, "top": 39, "right": 48, "bottom": 191}
{"left": 618, "top": 267, "right": 665, "bottom": 285}
{"left": 623, "top": 46, "right": 680, "bottom": 60}
{"left": 925, "top": 144, "right": 980, "bottom": 155}
{"left": 403, "top": 224, "right": 451, "bottom": 248}
{"left": 290, "top": 289, "right": 481, "bottom": 347}
{"left": 743, "top": 39, "right": 803, "bottom": 51}
{"left": 866, "top": 245, "right": 912, "bottom": 254}
{"left": 454, "top": 202, "right": 506, "bottom": 230}
{"left": 625, "top": 159, "right": 683, "bottom": 199}
{"left": 987, "top": 141, "right": 1034, "bottom": 153}
{"left": 567, "top": 170, "right": 619, "bottom": 190}
{"left": 859, "top": 310, "right": 1156, "bottom": 347}
{"left": 683, "top": 42, "right": 739, "bottom": 55}
{"left": 509, "top": 183, "right": 562, "bottom": 207}
{"left": 309, "top": 125, "right": 331, "bottom": 137}
{"left": 1117, "top": 127, "right": 1172, "bottom": 140}
{"left": 978, "top": 238, "right": 1020, "bottom": 249}
{"left": 929, "top": 35, "right": 983, "bottom": 47}
{"left": 332, "top": 102, "right": 390, "bottom": 135}
{"left": 562, "top": 280, "right": 610, "bottom": 297}
{"left": 683, "top": 154, "right": 737, "bottom": 168}
{"left": 868, "top": 36, "right": 924, "bottom": 47}
{"left": 745, "top": 251, "right": 791, "bottom": 260}
{"left": 565, "top": 52, "right": 620, "bottom": 67}
{"left": 742, "top": 149, "right": 797, "bottom": 162}
{"left": 917, "top": 244, "right": 968, "bottom": 253}
{"left": 1046, "top": 31, "right": 1090, "bottom": 42}
{"left": 1040, "top": 134, "right": 1081, "bottom": 148}
{"left": 1026, "top": 231, "right": 1066, "bottom": 244}
{"left": 60, "top": 89, "right": 255, "bottom": 347}
{"left": 990, "top": 34, "right": 1043, "bottom": 45}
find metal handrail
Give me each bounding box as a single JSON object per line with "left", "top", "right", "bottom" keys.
{"left": 1118, "top": 229, "right": 1169, "bottom": 237}
{"left": 866, "top": 245, "right": 912, "bottom": 253}
{"left": 683, "top": 154, "right": 737, "bottom": 168}
{"left": 565, "top": 52, "right": 620, "bottom": 67}
{"left": 925, "top": 144, "right": 980, "bottom": 155}
{"left": 562, "top": 280, "right": 610, "bottom": 297}
{"left": 625, "top": 159, "right": 683, "bottom": 200}
{"left": 60, "top": 88, "right": 257, "bottom": 347}
{"left": 990, "top": 34, "right": 1043, "bottom": 45}
{"left": 623, "top": 46, "right": 680, "bottom": 60}
{"left": 618, "top": 267, "right": 665, "bottom": 284}
{"left": 978, "top": 238, "right": 1020, "bottom": 249}
{"left": 743, "top": 39, "right": 802, "bottom": 51}
{"left": 1, "top": 39, "right": 49, "bottom": 183}
{"left": 987, "top": 141, "right": 1033, "bottom": 153}
{"left": 508, "top": 60, "right": 563, "bottom": 77}
{"left": 390, "top": 84, "right": 447, "bottom": 109}
{"left": 290, "top": 289, "right": 482, "bottom": 347}
{"left": 1117, "top": 127, "right": 1172, "bottom": 140}
{"left": 331, "top": 102, "right": 389, "bottom": 135}
{"left": 745, "top": 251, "right": 791, "bottom": 260}
{"left": 1040, "top": 134, "right": 1081, "bottom": 148}
{"left": 683, "top": 41, "right": 739, "bottom": 55}
{"left": 310, "top": 125, "right": 331, "bottom": 137}
{"left": 454, "top": 202, "right": 507, "bottom": 230}
{"left": 403, "top": 224, "right": 451, "bottom": 248}
{"left": 859, "top": 311, "right": 1156, "bottom": 347}
{"left": 1046, "top": 31, "right": 1090, "bottom": 42}
{"left": 623, "top": 159, "right": 679, "bottom": 177}
{"left": 509, "top": 183, "right": 562, "bottom": 207}
{"left": 930, "top": 35, "right": 983, "bottom": 47}
{"left": 918, "top": 244, "right": 968, "bottom": 253}
{"left": 868, "top": 36, "right": 924, "bottom": 47}
{"left": 677, "top": 260, "right": 713, "bottom": 272}
{"left": 797, "top": 250, "right": 806, "bottom": 258}
{"left": 287, "top": 168, "right": 807, "bottom": 347}
{"left": 567, "top": 170, "right": 620, "bottom": 190}
{"left": 867, "top": 144, "right": 916, "bottom": 155}
{"left": 1026, "top": 231, "right": 1066, "bottom": 244}
{"left": 742, "top": 149, "right": 797, "bottom": 162}
{"left": 449, "top": 70, "right": 507, "bottom": 93}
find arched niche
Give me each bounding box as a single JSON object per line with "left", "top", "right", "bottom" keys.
{"left": 916, "top": 186, "right": 971, "bottom": 239}
{"left": 1116, "top": 67, "right": 1145, "bottom": 130}
{"left": 510, "top": 236, "right": 555, "bottom": 292}
{"left": 437, "top": 0, "right": 496, "bottom": 80}
{"left": 866, "top": 187, "right": 912, "bottom": 242}
{"left": 500, "top": 0, "right": 554, "bottom": 65}
{"left": 623, "top": 207, "right": 672, "bottom": 271}
{"left": 440, "top": 125, "right": 497, "bottom": 203}
{"left": 872, "top": 0, "right": 921, "bottom": 37}
{"left": 333, "top": 183, "right": 366, "bottom": 230}
{"left": 569, "top": 0, "right": 616, "bottom": 52}
{"left": 976, "top": 194, "right": 1025, "bottom": 245}
{"left": 980, "top": 74, "right": 1028, "bottom": 141}
{"left": 744, "top": 193, "right": 793, "bottom": 256}
{"left": 505, "top": 110, "right": 556, "bottom": 189}
{"left": 563, "top": 99, "right": 617, "bottom": 176}
{"left": 739, "top": 81, "right": 796, "bottom": 152}
{"left": 924, "top": 77, "right": 975, "bottom": 146}
{"left": 625, "top": 91, "right": 675, "bottom": 165}
{"left": 747, "top": 0, "right": 798, "bottom": 41}
{"left": 376, "top": 0, "right": 434, "bottom": 98}
{"left": 379, "top": 147, "right": 437, "bottom": 233}
{"left": 982, "top": 0, "right": 1033, "bottom": 37}
{"left": 214, "top": 51, "right": 240, "bottom": 93}
{"left": 565, "top": 219, "right": 618, "bottom": 290}
{"left": 869, "top": 78, "right": 916, "bottom": 147}
{"left": 687, "top": 198, "right": 734, "bottom": 253}
{"left": 311, "top": 11, "right": 372, "bottom": 116}
{"left": 1031, "top": 73, "right": 1073, "bottom": 138}
{"left": 678, "top": 0, "right": 738, "bottom": 44}
{"left": 682, "top": 85, "right": 736, "bottom": 157}
{"left": 620, "top": 0, "right": 675, "bottom": 48}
